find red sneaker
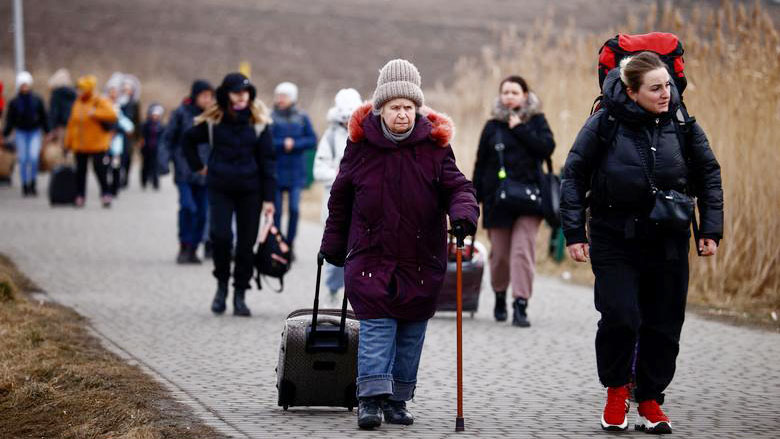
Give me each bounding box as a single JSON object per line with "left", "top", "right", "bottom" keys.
{"left": 601, "top": 385, "right": 630, "bottom": 431}
{"left": 636, "top": 400, "right": 672, "bottom": 434}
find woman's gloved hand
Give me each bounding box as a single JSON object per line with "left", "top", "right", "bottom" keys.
{"left": 318, "top": 251, "right": 345, "bottom": 267}
{"left": 449, "top": 219, "right": 476, "bottom": 245}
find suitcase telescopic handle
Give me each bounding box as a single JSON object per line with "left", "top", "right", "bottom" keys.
{"left": 309, "top": 253, "right": 350, "bottom": 352}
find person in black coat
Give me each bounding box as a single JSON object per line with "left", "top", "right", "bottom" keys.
{"left": 472, "top": 75, "right": 555, "bottom": 327}
{"left": 184, "top": 73, "right": 276, "bottom": 317}
{"left": 560, "top": 52, "right": 723, "bottom": 434}
{"left": 140, "top": 103, "right": 165, "bottom": 190}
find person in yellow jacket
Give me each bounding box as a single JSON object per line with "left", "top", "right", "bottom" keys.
{"left": 65, "top": 75, "right": 117, "bottom": 207}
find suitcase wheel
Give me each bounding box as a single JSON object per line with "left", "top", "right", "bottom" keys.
{"left": 283, "top": 405, "right": 289, "bottom": 411}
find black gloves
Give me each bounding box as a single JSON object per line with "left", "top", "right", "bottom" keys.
{"left": 449, "top": 219, "right": 476, "bottom": 246}
{"left": 318, "top": 251, "right": 345, "bottom": 268}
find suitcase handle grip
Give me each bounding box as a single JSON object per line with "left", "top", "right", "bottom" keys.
{"left": 309, "top": 253, "right": 350, "bottom": 352}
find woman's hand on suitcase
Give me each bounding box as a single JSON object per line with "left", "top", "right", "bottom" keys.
{"left": 567, "top": 243, "right": 590, "bottom": 262}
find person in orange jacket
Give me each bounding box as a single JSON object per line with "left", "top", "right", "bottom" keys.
{"left": 64, "top": 75, "right": 117, "bottom": 207}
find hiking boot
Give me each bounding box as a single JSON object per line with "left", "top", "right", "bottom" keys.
{"left": 635, "top": 400, "right": 672, "bottom": 434}
{"left": 211, "top": 282, "right": 228, "bottom": 314}
{"left": 357, "top": 397, "right": 383, "bottom": 429}
{"left": 186, "top": 245, "right": 202, "bottom": 264}
{"left": 494, "top": 290, "right": 507, "bottom": 322}
{"left": 382, "top": 400, "right": 414, "bottom": 425}
{"left": 176, "top": 244, "right": 190, "bottom": 264}
{"left": 512, "top": 298, "right": 530, "bottom": 327}
{"left": 30, "top": 181, "right": 37, "bottom": 196}
{"left": 233, "top": 289, "right": 251, "bottom": 317}
{"left": 601, "top": 385, "right": 630, "bottom": 431}
{"left": 22, "top": 183, "right": 29, "bottom": 197}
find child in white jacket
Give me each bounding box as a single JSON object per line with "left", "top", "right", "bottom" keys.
{"left": 313, "top": 88, "right": 362, "bottom": 297}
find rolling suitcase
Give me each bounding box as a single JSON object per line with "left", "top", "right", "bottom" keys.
{"left": 276, "top": 253, "right": 359, "bottom": 411}
{"left": 48, "top": 165, "right": 78, "bottom": 205}
{"left": 437, "top": 236, "right": 485, "bottom": 317}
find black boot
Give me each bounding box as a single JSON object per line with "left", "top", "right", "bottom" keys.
{"left": 233, "top": 288, "right": 251, "bottom": 317}
{"left": 357, "top": 397, "right": 383, "bottom": 429}
{"left": 203, "top": 240, "right": 213, "bottom": 259}
{"left": 30, "top": 180, "right": 37, "bottom": 196}
{"left": 22, "top": 183, "right": 29, "bottom": 197}
{"left": 176, "top": 244, "right": 189, "bottom": 264}
{"left": 381, "top": 400, "right": 414, "bottom": 425}
{"left": 494, "top": 290, "right": 507, "bottom": 322}
{"left": 512, "top": 298, "right": 530, "bottom": 327}
{"left": 211, "top": 282, "right": 228, "bottom": 314}
{"left": 187, "top": 245, "right": 202, "bottom": 264}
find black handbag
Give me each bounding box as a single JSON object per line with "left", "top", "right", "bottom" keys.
{"left": 539, "top": 158, "right": 561, "bottom": 228}
{"left": 493, "top": 131, "right": 543, "bottom": 216}
{"left": 254, "top": 215, "right": 292, "bottom": 292}
{"left": 634, "top": 141, "right": 694, "bottom": 232}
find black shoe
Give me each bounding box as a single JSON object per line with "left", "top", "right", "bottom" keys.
{"left": 211, "top": 282, "right": 228, "bottom": 314}
{"left": 22, "top": 183, "right": 29, "bottom": 197}
{"left": 233, "top": 289, "right": 251, "bottom": 317}
{"left": 30, "top": 181, "right": 37, "bottom": 196}
{"left": 203, "top": 241, "right": 213, "bottom": 259}
{"left": 186, "top": 246, "right": 202, "bottom": 264}
{"left": 382, "top": 400, "right": 414, "bottom": 425}
{"left": 512, "top": 298, "right": 530, "bottom": 327}
{"left": 358, "top": 397, "right": 383, "bottom": 429}
{"left": 494, "top": 290, "right": 507, "bottom": 322}
{"left": 176, "top": 244, "right": 189, "bottom": 264}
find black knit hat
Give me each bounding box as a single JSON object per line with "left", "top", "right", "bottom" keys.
{"left": 190, "top": 79, "right": 214, "bottom": 101}
{"left": 216, "top": 73, "right": 256, "bottom": 108}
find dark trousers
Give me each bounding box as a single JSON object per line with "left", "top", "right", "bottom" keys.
{"left": 208, "top": 187, "right": 261, "bottom": 290}
{"left": 274, "top": 185, "right": 302, "bottom": 245}
{"left": 141, "top": 150, "right": 159, "bottom": 189}
{"left": 75, "top": 152, "right": 109, "bottom": 198}
{"left": 589, "top": 223, "right": 689, "bottom": 404}
{"left": 120, "top": 145, "right": 132, "bottom": 188}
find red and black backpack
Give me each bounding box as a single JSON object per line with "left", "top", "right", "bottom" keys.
{"left": 597, "top": 32, "right": 687, "bottom": 94}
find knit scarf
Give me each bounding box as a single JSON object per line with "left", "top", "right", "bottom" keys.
{"left": 380, "top": 117, "right": 414, "bottom": 143}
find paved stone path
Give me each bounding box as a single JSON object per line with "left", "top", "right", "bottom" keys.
{"left": 1, "top": 174, "right": 778, "bottom": 438}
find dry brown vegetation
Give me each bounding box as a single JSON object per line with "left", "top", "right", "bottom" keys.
{"left": 0, "top": 254, "right": 222, "bottom": 438}
{"left": 427, "top": 1, "right": 780, "bottom": 321}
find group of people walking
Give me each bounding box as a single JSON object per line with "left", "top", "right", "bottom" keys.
{"left": 2, "top": 49, "right": 723, "bottom": 434}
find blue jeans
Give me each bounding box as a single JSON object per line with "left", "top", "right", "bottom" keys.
{"left": 16, "top": 129, "right": 42, "bottom": 185}
{"left": 357, "top": 318, "right": 428, "bottom": 401}
{"left": 325, "top": 263, "right": 345, "bottom": 292}
{"left": 177, "top": 182, "right": 208, "bottom": 247}
{"left": 274, "top": 185, "right": 302, "bottom": 245}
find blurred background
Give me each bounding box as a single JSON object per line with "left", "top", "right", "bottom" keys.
{"left": 1, "top": 0, "right": 778, "bottom": 319}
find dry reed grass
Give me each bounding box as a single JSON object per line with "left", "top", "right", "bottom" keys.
{"left": 426, "top": 0, "right": 780, "bottom": 318}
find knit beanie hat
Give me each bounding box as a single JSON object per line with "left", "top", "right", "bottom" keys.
{"left": 372, "top": 59, "right": 424, "bottom": 109}
{"left": 16, "top": 71, "right": 33, "bottom": 90}
{"left": 274, "top": 82, "right": 299, "bottom": 102}
{"left": 190, "top": 79, "right": 214, "bottom": 101}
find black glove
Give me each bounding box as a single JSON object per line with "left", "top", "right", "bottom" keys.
{"left": 318, "top": 251, "right": 345, "bottom": 268}
{"left": 449, "top": 219, "right": 476, "bottom": 246}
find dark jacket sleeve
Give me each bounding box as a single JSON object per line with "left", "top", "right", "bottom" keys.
{"left": 159, "top": 107, "right": 181, "bottom": 170}
{"left": 440, "top": 146, "right": 479, "bottom": 229}
{"left": 511, "top": 114, "right": 555, "bottom": 159}
{"left": 183, "top": 121, "right": 209, "bottom": 172}
{"left": 293, "top": 114, "right": 318, "bottom": 152}
{"left": 37, "top": 96, "right": 51, "bottom": 133}
{"left": 472, "top": 123, "right": 491, "bottom": 203}
{"left": 3, "top": 99, "right": 16, "bottom": 137}
{"left": 688, "top": 122, "right": 723, "bottom": 241}
{"left": 319, "top": 140, "right": 358, "bottom": 263}
{"left": 255, "top": 127, "right": 277, "bottom": 202}
{"left": 560, "top": 114, "right": 604, "bottom": 245}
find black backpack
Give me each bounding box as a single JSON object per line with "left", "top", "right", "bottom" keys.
{"left": 254, "top": 221, "right": 292, "bottom": 292}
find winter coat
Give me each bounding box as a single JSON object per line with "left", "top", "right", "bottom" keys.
{"left": 49, "top": 86, "right": 77, "bottom": 128}
{"left": 320, "top": 103, "right": 479, "bottom": 321}
{"left": 3, "top": 92, "right": 50, "bottom": 136}
{"left": 271, "top": 106, "right": 317, "bottom": 188}
{"left": 109, "top": 103, "right": 135, "bottom": 157}
{"left": 141, "top": 120, "right": 164, "bottom": 157}
{"left": 121, "top": 99, "right": 141, "bottom": 142}
{"left": 64, "top": 94, "right": 118, "bottom": 153}
{"left": 313, "top": 108, "right": 350, "bottom": 222}
{"left": 160, "top": 102, "right": 209, "bottom": 185}
{"left": 560, "top": 68, "right": 724, "bottom": 245}
{"left": 472, "top": 94, "right": 555, "bottom": 229}
{"left": 183, "top": 110, "right": 276, "bottom": 201}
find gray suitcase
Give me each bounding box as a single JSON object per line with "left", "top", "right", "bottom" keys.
{"left": 276, "top": 254, "right": 359, "bottom": 410}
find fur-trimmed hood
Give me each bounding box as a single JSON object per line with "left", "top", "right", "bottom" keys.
{"left": 491, "top": 92, "right": 542, "bottom": 123}
{"left": 348, "top": 102, "right": 454, "bottom": 147}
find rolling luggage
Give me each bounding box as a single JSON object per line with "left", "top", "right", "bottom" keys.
{"left": 0, "top": 144, "right": 15, "bottom": 185}
{"left": 48, "top": 165, "right": 78, "bottom": 205}
{"left": 437, "top": 236, "right": 486, "bottom": 317}
{"left": 276, "top": 253, "right": 359, "bottom": 411}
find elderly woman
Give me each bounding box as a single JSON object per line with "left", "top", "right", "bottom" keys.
{"left": 320, "top": 59, "right": 479, "bottom": 430}
{"left": 561, "top": 52, "right": 723, "bottom": 434}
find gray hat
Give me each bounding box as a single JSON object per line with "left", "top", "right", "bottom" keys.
{"left": 372, "top": 59, "right": 424, "bottom": 110}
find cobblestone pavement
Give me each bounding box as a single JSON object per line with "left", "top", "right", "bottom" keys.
{"left": 1, "top": 175, "right": 778, "bottom": 438}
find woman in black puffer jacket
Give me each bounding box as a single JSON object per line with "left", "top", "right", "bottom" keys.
{"left": 184, "top": 73, "right": 276, "bottom": 317}
{"left": 560, "top": 52, "right": 723, "bottom": 434}
{"left": 472, "top": 75, "right": 555, "bottom": 327}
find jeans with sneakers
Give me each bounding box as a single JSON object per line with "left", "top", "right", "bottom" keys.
{"left": 15, "top": 129, "right": 42, "bottom": 185}
{"left": 357, "top": 318, "right": 428, "bottom": 401}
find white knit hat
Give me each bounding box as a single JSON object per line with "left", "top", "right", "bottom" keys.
{"left": 274, "top": 82, "right": 299, "bottom": 102}
{"left": 16, "top": 71, "right": 33, "bottom": 89}
{"left": 372, "top": 59, "right": 424, "bottom": 109}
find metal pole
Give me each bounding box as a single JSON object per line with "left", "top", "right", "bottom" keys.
{"left": 455, "top": 237, "right": 465, "bottom": 432}
{"left": 13, "top": 0, "right": 25, "bottom": 75}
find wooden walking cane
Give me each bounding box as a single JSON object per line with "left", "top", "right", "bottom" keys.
{"left": 455, "top": 232, "right": 465, "bottom": 432}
